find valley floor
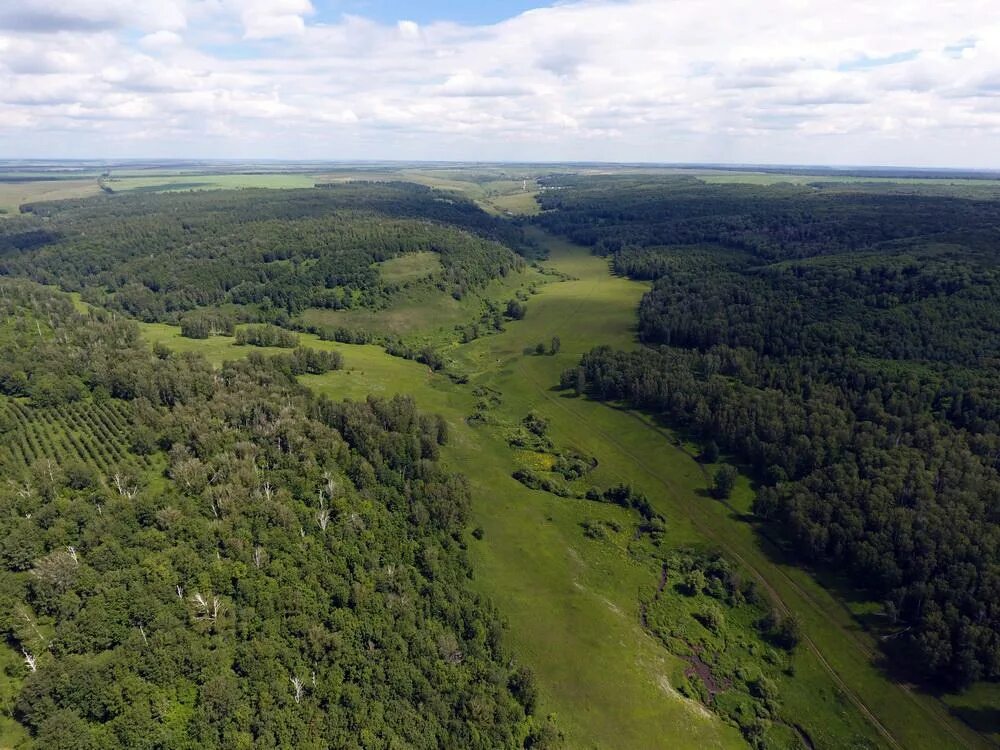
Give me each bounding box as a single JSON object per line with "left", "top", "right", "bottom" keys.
{"left": 133, "top": 231, "right": 992, "bottom": 749}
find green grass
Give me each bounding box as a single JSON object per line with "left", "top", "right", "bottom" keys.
{"left": 377, "top": 251, "right": 443, "bottom": 284}
{"left": 487, "top": 190, "right": 541, "bottom": 216}
{"left": 298, "top": 267, "right": 543, "bottom": 346}
{"left": 942, "top": 684, "right": 1000, "bottom": 746}
{"left": 130, "top": 229, "right": 992, "bottom": 750}
{"left": 0, "top": 179, "right": 101, "bottom": 215}
{"left": 135, "top": 263, "right": 744, "bottom": 750}
{"left": 108, "top": 173, "right": 318, "bottom": 193}
{"left": 140, "top": 323, "right": 350, "bottom": 367}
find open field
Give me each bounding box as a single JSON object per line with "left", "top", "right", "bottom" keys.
{"left": 106, "top": 172, "right": 318, "bottom": 193}
{"left": 944, "top": 685, "right": 1000, "bottom": 746}
{"left": 0, "top": 179, "right": 101, "bottom": 214}
{"left": 694, "top": 170, "right": 1000, "bottom": 186}
{"left": 127, "top": 227, "right": 995, "bottom": 749}
{"left": 486, "top": 189, "right": 541, "bottom": 215}
{"left": 377, "top": 251, "right": 443, "bottom": 283}
{"left": 298, "top": 267, "right": 543, "bottom": 345}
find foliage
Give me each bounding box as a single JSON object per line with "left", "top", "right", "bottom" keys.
{"left": 3, "top": 185, "right": 525, "bottom": 321}
{"left": 642, "top": 549, "right": 799, "bottom": 748}
{"left": 712, "top": 465, "right": 738, "bottom": 500}
{"left": 0, "top": 280, "right": 537, "bottom": 748}
{"left": 235, "top": 324, "right": 299, "bottom": 348}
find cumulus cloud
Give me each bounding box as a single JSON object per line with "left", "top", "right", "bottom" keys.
{"left": 225, "top": 0, "right": 314, "bottom": 39}
{"left": 139, "top": 30, "right": 184, "bottom": 49}
{"left": 0, "top": 0, "right": 186, "bottom": 33}
{"left": 0, "top": 0, "right": 998, "bottom": 165}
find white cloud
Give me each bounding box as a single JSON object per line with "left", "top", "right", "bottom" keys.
{"left": 0, "top": 0, "right": 186, "bottom": 32}
{"left": 397, "top": 20, "right": 420, "bottom": 40}
{"left": 0, "top": 0, "right": 998, "bottom": 165}
{"left": 223, "top": 0, "right": 314, "bottom": 39}
{"left": 140, "top": 30, "right": 184, "bottom": 49}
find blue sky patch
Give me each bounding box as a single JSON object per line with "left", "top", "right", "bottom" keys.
{"left": 837, "top": 49, "right": 919, "bottom": 71}
{"left": 315, "top": 0, "right": 551, "bottom": 26}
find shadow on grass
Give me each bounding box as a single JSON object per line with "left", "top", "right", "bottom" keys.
{"left": 947, "top": 706, "right": 1000, "bottom": 735}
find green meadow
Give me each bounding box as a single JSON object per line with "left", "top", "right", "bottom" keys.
{"left": 376, "top": 251, "right": 443, "bottom": 283}
{"left": 129, "top": 228, "right": 992, "bottom": 749}
{"left": 0, "top": 179, "right": 101, "bottom": 215}
{"left": 298, "top": 268, "right": 540, "bottom": 344}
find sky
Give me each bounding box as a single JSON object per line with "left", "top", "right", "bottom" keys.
{"left": 0, "top": 0, "right": 998, "bottom": 167}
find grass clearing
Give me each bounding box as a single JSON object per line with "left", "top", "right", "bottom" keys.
{"left": 0, "top": 179, "right": 102, "bottom": 214}
{"left": 377, "top": 251, "right": 443, "bottom": 283}
{"left": 942, "top": 685, "right": 1000, "bottom": 746}
{"left": 0, "top": 640, "right": 30, "bottom": 749}
{"left": 107, "top": 173, "right": 318, "bottom": 193}
{"left": 487, "top": 190, "right": 541, "bottom": 216}
{"left": 299, "top": 266, "right": 543, "bottom": 345}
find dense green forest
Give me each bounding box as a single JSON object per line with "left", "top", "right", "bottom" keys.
{"left": 0, "top": 184, "right": 525, "bottom": 322}
{"left": 547, "top": 176, "right": 1000, "bottom": 689}
{"left": 0, "top": 280, "right": 544, "bottom": 748}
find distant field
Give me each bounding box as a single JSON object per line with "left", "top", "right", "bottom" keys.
{"left": 0, "top": 178, "right": 101, "bottom": 214}
{"left": 488, "top": 189, "right": 541, "bottom": 215}
{"left": 377, "top": 251, "right": 442, "bottom": 283}
{"left": 108, "top": 173, "right": 318, "bottom": 193}
{"left": 694, "top": 171, "right": 1000, "bottom": 198}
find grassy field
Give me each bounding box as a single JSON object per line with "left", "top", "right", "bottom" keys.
{"left": 0, "top": 639, "right": 29, "bottom": 749}
{"left": 126, "top": 228, "right": 1000, "bottom": 749}
{"left": 487, "top": 189, "right": 541, "bottom": 215}
{"left": 107, "top": 173, "right": 318, "bottom": 193}
{"left": 377, "top": 251, "right": 443, "bottom": 283}
{"left": 298, "top": 267, "right": 542, "bottom": 345}
{"left": 0, "top": 179, "right": 101, "bottom": 214}
{"left": 0, "top": 171, "right": 320, "bottom": 215}
{"left": 695, "top": 170, "right": 1000, "bottom": 187}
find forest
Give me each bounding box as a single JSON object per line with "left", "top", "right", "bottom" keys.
{"left": 0, "top": 280, "right": 545, "bottom": 749}
{"left": 0, "top": 184, "right": 525, "bottom": 322}
{"left": 549, "top": 176, "right": 1000, "bottom": 689}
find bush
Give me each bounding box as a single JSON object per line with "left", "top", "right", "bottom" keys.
{"left": 505, "top": 299, "right": 526, "bottom": 320}
{"left": 712, "top": 464, "right": 738, "bottom": 499}
{"left": 235, "top": 325, "right": 299, "bottom": 348}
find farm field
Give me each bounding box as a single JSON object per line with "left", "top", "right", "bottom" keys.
{"left": 0, "top": 179, "right": 101, "bottom": 215}
{"left": 0, "top": 399, "right": 155, "bottom": 477}
{"left": 106, "top": 172, "right": 318, "bottom": 193}
{"left": 124, "top": 227, "right": 990, "bottom": 749}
